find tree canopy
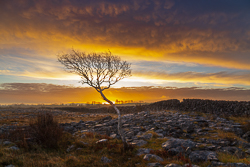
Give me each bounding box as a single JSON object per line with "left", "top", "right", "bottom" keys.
{"left": 58, "top": 50, "right": 131, "bottom": 92}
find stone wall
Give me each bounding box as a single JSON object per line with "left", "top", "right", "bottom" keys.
{"left": 56, "top": 99, "right": 250, "bottom": 117}
{"left": 144, "top": 99, "right": 250, "bottom": 117}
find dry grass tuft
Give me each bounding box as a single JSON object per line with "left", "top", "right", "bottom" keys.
{"left": 29, "top": 112, "right": 63, "bottom": 149}
{"left": 217, "top": 152, "right": 250, "bottom": 164}
{"left": 242, "top": 122, "right": 250, "bottom": 134}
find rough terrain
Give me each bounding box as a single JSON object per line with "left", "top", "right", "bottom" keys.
{"left": 0, "top": 99, "right": 250, "bottom": 167}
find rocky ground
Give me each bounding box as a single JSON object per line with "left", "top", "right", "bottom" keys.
{"left": 0, "top": 107, "right": 250, "bottom": 167}
{"left": 61, "top": 110, "right": 250, "bottom": 167}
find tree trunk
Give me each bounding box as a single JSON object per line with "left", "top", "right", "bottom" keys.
{"left": 98, "top": 90, "right": 128, "bottom": 149}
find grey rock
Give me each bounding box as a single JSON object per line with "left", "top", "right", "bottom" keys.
{"left": 101, "top": 156, "right": 112, "bottom": 164}
{"left": 78, "top": 120, "right": 84, "bottom": 124}
{"left": 139, "top": 133, "right": 153, "bottom": 140}
{"left": 245, "top": 149, "right": 250, "bottom": 154}
{"left": 147, "top": 162, "right": 163, "bottom": 167}
{"left": 3, "top": 141, "right": 13, "bottom": 146}
{"left": 96, "top": 139, "right": 108, "bottom": 143}
{"left": 189, "top": 151, "right": 217, "bottom": 163}
{"left": 143, "top": 154, "right": 164, "bottom": 162}
{"left": 209, "top": 161, "right": 225, "bottom": 167}
{"left": 185, "top": 147, "right": 192, "bottom": 155}
{"left": 125, "top": 130, "right": 135, "bottom": 138}
{"left": 81, "top": 130, "right": 89, "bottom": 133}
{"left": 76, "top": 148, "right": 83, "bottom": 151}
{"left": 227, "top": 163, "right": 250, "bottom": 167}
{"left": 164, "top": 164, "right": 182, "bottom": 167}
{"left": 168, "top": 147, "right": 183, "bottom": 156}
{"left": 101, "top": 116, "right": 112, "bottom": 122}
{"left": 136, "top": 148, "right": 153, "bottom": 156}
{"left": 183, "top": 164, "right": 200, "bottom": 167}
{"left": 130, "top": 140, "right": 147, "bottom": 147}
{"left": 4, "top": 165, "right": 15, "bottom": 167}
{"left": 79, "top": 141, "right": 88, "bottom": 145}
{"left": 7, "top": 146, "right": 19, "bottom": 151}
{"left": 66, "top": 145, "right": 75, "bottom": 153}
{"left": 157, "top": 133, "right": 164, "bottom": 138}
{"left": 162, "top": 138, "right": 196, "bottom": 151}
{"left": 196, "top": 119, "right": 209, "bottom": 127}
{"left": 110, "top": 133, "right": 117, "bottom": 139}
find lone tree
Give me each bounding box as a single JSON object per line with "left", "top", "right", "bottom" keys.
{"left": 58, "top": 50, "right": 131, "bottom": 149}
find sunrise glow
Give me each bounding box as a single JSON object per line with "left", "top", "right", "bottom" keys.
{"left": 0, "top": 0, "right": 250, "bottom": 104}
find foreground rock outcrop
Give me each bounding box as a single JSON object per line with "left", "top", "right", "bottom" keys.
{"left": 59, "top": 110, "right": 250, "bottom": 166}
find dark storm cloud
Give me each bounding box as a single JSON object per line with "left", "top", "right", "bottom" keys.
{"left": 0, "top": 0, "right": 249, "bottom": 69}
{"left": 133, "top": 70, "right": 250, "bottom": 85}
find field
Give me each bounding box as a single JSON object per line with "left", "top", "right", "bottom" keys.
{"left": 0, "top": 100, "right": 250, "bottom": 167}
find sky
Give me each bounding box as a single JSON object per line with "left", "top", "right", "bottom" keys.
{"left": 0, "top": 0, "right": 250, "bottom": 104}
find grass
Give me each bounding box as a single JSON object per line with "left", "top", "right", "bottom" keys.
{"left": 0, "top": 109, "right": 249, "bottom": 167}
{"left": 217, "top": 152, "right": 250, "bottom": 164}
{"left": 0, "top": 109, "right": 117, "bottom": 126}
{"left": 193, "top": 128, "right": 248, "bottom": 144}
{"left": 29, "top": 112, "right": 64, "bottom": 149}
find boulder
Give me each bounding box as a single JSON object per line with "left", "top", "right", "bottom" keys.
{"left": 189, "top": 151, "right": 218, "bottom": 163}
{"left": 147, "top": 162, "right": 163, "bottom": 167}
{"left": 139, "top": 133, "right": 153, "bottom": 140}
{"left": 143, "top": 154, "right": 164, "bottom": 162}
{"left": 136, "top": 148, "right": 153, "bottom": 156}
{"left": 162, "top": 138, "right": 196, "bottom": 150}
{"left": 130, "top": 140, "right": 147, "bottom": 147}
{"left": 5, "top": 146, "right": 19, "bottom": 151}
{"left": 164, "top": 164, "right": 182, "bottom": 167}
{"left": 96, "top": 139, "right": 108, "bottom": 143}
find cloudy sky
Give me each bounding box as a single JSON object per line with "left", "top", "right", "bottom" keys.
{"left": 0, "top": 0, "right": 250, "bottom": 104}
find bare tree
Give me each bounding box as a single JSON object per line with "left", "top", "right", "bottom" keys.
{"left": 58, "top": 50, "right": 131, "bottom": 149}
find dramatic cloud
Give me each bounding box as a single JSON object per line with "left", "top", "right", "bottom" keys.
{"left": 0, "top": 0, "right": 250, "bottom": 103}
{"left": 133, "top": 71, "right": 250, "bottom": 86}
{"left": 0, "top": 83, "right": 249, "bottom": 104}
{"left": 0, "top": 0, "right": 250, "bottom": 69}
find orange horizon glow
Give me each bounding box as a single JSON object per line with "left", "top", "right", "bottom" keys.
{"left": 0, "top": 83, "right": 250, "bottom": 105}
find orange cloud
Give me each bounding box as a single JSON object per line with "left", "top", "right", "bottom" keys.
{"left": 0, "top": 0, "right": 250, "bottom": 70}
{"left": 133, "top": 71, "right": 250, "bottom": 86}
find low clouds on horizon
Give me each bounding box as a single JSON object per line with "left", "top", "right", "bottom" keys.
{"left": 1, "top": 83, "right": 249, "bottom": 104}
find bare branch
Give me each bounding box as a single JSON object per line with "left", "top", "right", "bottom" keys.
{"left": 57, "top": 50, "right": 132, "bottom": 90}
